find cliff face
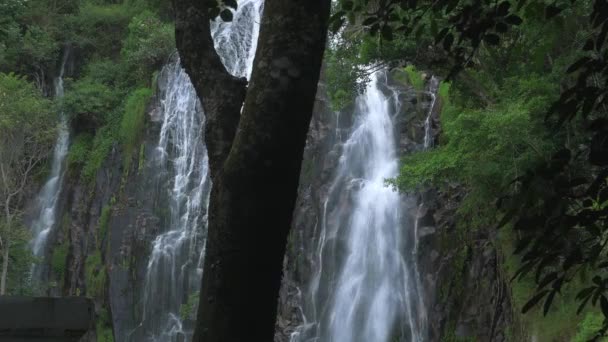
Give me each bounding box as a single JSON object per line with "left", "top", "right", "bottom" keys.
{"left": 276, "top": 69, "right": 513, "bottom": 341}
{"left": 33, "top": 91, "right": 170, "bottom": 341}
{"left": 32, "top": 64, "right": 513, "bottom": 342}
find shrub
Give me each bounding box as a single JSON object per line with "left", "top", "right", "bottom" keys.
{"left": 67, "top": 133, "right": 93, "bottom": 170}
{"left": 121, "top": 10, "right": 174, "bottom": 84}
{"left": 63, "top": 78, "right": 118, "bottom": 129}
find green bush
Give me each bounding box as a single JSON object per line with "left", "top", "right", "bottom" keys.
{"left": 121, "top": 10, "right": 174, "bottom": 84}
{"left": 393, "top": 76, "right": 556, "bottom": 228}
{"left": 63, "top": 78, "right": 118, "bottom": 127}
{"left": 67, "top": 1, "right": 137, "bottom": 56}
{"left": 67, "top": 133, "right": 93, "bottom": 170}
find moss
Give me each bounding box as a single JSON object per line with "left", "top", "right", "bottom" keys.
{"left": 98, "top": 205, "right": 112, "bottom": 246}
{"left": 180, "top": 291, "right": 200, "bottom": 320}
{"left": 85, "top": 250, "right": 106, "bottom": 298}
{"left": 67, "top": 133, "right": 93, "bottom": 173}
{"left": 50, "top": 243, "right": 68, "bottom": 280}
{"left": 120, "top": 87, "right": 152, "bottom": 168}
{"left": 138, "top": 143, "right": 146, "bottom": 174}
{"left": 96, "top": 308, "right": 114, "bottom": 342}
{"left": 573, "top": 312, "right": 608, "bottom": 342}
{"left": 82, "top": 128, "right": 114, "bottom": 184}
{"left": 404, "top": 65, "right": 425, "bottom": 91}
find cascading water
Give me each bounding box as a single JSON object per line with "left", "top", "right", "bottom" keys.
{"left": 29, "top": 51, "right": 70, "bottom": 288}
{"left": 129, "top": 59, "right": 211, "bottom": 342}
{"left": 130, "top": 2, "right": 263, "bottom": 341}
{"left": 292, "top": 72, "right": 427, "bottom": 342}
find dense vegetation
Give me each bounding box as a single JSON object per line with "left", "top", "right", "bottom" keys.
{"left": 324, "top": 0, "right": 608, "bottom": 339}
{"left": 2, "top": 0, "right": 608, "bottom": 340}
{"left": 0, "top": 0, "right": 172, "bottom": 339}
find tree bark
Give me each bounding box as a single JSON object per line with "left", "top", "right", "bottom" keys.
{"left": 174, "top": 1, "right": 247, "bottom": 175}
{"left": 175, "top": 0, "right": 331, "bottom": 340}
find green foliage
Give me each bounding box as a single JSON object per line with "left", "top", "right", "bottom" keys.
{"left": 499, "top": 228, "right": 595, "bottom": 341}
{"left": 85, "top": 250, "right": 106, "bottom": 298}
{"left": 394, "top": 76, "right": 556, "bottom": 227}
{"left": 180, "top": 291, "right": 200, "bottom": 320}
{"left": 0, "top": 73, "right": 55, "bottom": 132}
{"left": 138, "top": 144, "right": 146, "bottom": 173}
{"left": 67, "top": 1, "right": 137, "bottom": 57}
{"left": 51, "top": 243, "right": 69, "bottom": 280}
{"left": 98, "top": 205, "right": 112, "bottom": 245}
{"left": 67, "top": 134, "right": 93, "bottom": 171}
{"left": 573, "top": 313, "right": 608, "bottom": 342}
{"left": 81, "top": 128, "right": 114, "bottom": 184}
{"left": 63, "top": 78, "right": 119, "bottom": 127}
{"left": 120, "top": 88, "right": 152, "bottom": 163}
{"left": 96, "top": 308, "right": 114, "bottom": 342}
{"left": 121, "top": 11, "right": 174, "bottom": 83}
{"left": 0, "top": 223, "right": 35, "bottom": 296}
{"left": 404, "top": 65, "right": 424, "bottom": 91}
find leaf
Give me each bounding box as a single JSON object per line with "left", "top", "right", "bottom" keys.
{"left": 545, "top": 5, "right": 563, "bottom": 19}
{"left": 496, "top": 22, "right": 509, "bottom": 33}
{"left": 505, "top": 15, "right": 523, "bottom": 25}
{"left": 362, "top": 17, "right": 377, "bottom": 26}
{"left": 342, "top": 0, "right": 354, "bottom": 11}
{"left": 220, "top": 9, "right": 233, "bottom": 22}
{"left": 567, "top": 57, "right": 591, "bottom": 73}
{"left": 543, "top": 290, "right": 556, "bottom": 315}
{"left": 497, "top": 1, "right": 511, "bottom": 16}
{"left": 522, "top": 290, "right": 549, "bottom": 313}
{"left": 223, "top": 0, "right": 237, "bottom": 10}
{"left": 483, "top": 33, "right": 500, "bottom": 45}
{"left": 443, "top": 33, "right": 454, "bottom": 51}
{"left": 436, "top": 27, "right": 449, "bottom": 44}
{"left": 208, "top": 7, "right": 221, "bottom": 20}
{"left": 330, "top": 17, "right": 345, "bottom": 33}
{"left": 381, "top": 25, "right": 393, "bottom": 41}
{"left": 601, "top": 296, "right": 608, "bottom": 318}
{"left": 538, "top": 272, "right": 558, "bottom": 290}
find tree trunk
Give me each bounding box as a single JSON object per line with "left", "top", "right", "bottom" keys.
{"left": 175, "top": 0, "right": 331, "bottom": 340}
{"left": 0, "top": 237, "right": 9, "bottom": 295}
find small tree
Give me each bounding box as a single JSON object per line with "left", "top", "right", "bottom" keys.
{"left": 0, "top": 73, "right": 55, "bottom": 295}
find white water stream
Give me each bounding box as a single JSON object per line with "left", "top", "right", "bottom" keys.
{"left": 291, "top": 72, "right": 429, "bottom": 342}
{"left": 30, "top": 51, "right": 70, "bottom": 288}
{"left": 130, "top": 2, "right": 264, "bottom": 341}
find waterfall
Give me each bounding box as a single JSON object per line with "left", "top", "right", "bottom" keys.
{"left": 29, "top": 50, "right": 71, "bottom": 288}
{"left": 130, "top": 2, "right": 263, "bottom": 341}
{"left": 292, "top": 72, "right": 427, "bottom": 342}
